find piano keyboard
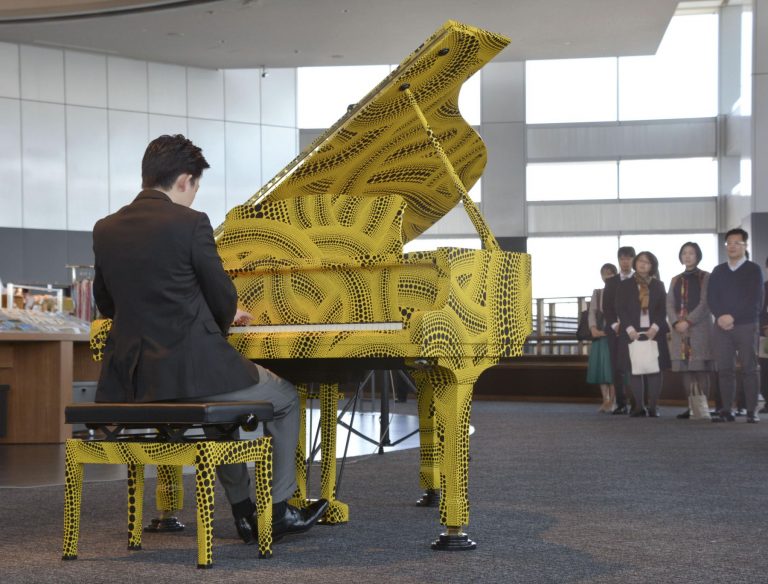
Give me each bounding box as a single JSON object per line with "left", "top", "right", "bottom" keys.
{"left": 229, "top": 322, "right": 404, "bottom": 334}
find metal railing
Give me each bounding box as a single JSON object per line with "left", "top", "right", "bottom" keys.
{"left": 524, "top": 296, "right": 591, "bottom": 356}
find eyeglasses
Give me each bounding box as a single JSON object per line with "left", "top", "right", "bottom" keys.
{"left": 724, "top": 241, "right": 746, "bottom": 247}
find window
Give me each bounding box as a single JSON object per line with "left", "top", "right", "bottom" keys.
{"left": 527, "top": 161, "right": 617, "bottom": 201}
{"left": 298, "top": 65, "right": 481, "bottom": 129}
{"left": 527, "top": 236, "right": 618, "bottom": 299}
{"left": 527, "top": 233, "right": 719, "bottom": 299}
{"left": 297, "top": 65, "right": 391, "bottom": 129}
{"left": 618, "top": 14, "right": 718, "bottom": 121}
{"left": 619, "top": 158, "right": 717, "bottom": 198}
{"left": 525, "top": 58, "right": 617, "bottom": 124}
{"left": 618, "top": 233, "right": 719, "bottom": 279}
{"left": 526, "top": 14, "right": 718, "bottom": 124}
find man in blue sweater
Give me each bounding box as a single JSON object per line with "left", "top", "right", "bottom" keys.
{"left": 708, "top": 228, "right": 764, "bottom": 423}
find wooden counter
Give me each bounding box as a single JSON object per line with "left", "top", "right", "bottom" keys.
{"left": 0, "top": 333, "right": 99, "bottom": 444}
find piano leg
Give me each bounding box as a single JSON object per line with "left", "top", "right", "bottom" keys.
{"left": 290, "top": 383, "right": 349, "bottom": 524}
{"left": 414, "top": 374, "right": 440, "bottom": 507}
{"left": 415, "top": 364, "right": 479, "bottom": 551}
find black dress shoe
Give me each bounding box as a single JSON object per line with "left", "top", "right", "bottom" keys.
{"left": 676, "top": 409, "right": 690, "bottom": 419}
{"left": 273, "top": 499, "right": 329, "bottom": 539}
{"left": 234, "top": 515, "right": 258, "bottom": 545}
{"left": 629, "top": 408, "right": 647, "bottom": 418}
{"left": 612, "top": 405, "right": 628, "bottom": 415}
{"left": 747, "top": 412, "right": 760, "bottom": 423}
{"left": 711, "top": 411, "right": 736, "bottom": 423}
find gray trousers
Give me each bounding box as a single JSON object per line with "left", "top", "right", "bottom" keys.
{"left": 712, "top": 322, "right": 760, "bottom": 414}
{"left": 188, "top": 363, "right": 299, "bottom": 506}
{"left": 630, "top": 372, "right": 662, "bottom": 410}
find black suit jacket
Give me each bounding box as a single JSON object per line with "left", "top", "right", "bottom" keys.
{"left": 615, "top": 276, "right": 671, "bottom": 371}
{"left": 602, "top": 274, "right": 621, "bottom": 333}
{"left": 92, "top": 189, "right": 260, "bottom": 402}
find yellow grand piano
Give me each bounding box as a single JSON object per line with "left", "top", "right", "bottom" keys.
{"left": 215, "top": 20, "right": 532, "bottom": 550}
{"left": 88, "top": 19, "right": 531, "bottom": 550}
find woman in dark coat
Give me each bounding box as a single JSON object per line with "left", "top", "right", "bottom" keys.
{"left": 616, "top": 251, "right": 671, "bottom": 417}
{"left": 667, "top": 242, "right": 713, "bottom": 419}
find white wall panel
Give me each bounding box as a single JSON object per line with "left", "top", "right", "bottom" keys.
{"left": 148, "top": 62, "right": 187, "bottom": 116}
{"left": 65, "top": 51, "right": 107, "bottom": 108}
{"left": 20, "top": 45, "right": 64, "bottom": 103}
{"left": 0, "top": 98, "right": 22, "bottom": 227}
{"left": 527, "top": 118, "right": 717, "bottom": 160}
{"left": 482, "top": 61, "right": 525, "bottom": 124}
{"left": 66, "top": 106, "right": 109, "bottom": 231}
{"left": 149, "top": 114, "right": 187, "bottom": 139}
{"left": 21, "top": 101, "right": 66, "bottom": 229}
{"left": 225, "top": 122, "right": 261, "bottom": 209}
{"left": 261, "top": 68, "right": 295, "bottom": 127}
{"left": 0, "top": 42, "right": 20, "bottom": 99}
{"left": 187, "top": 68, "right": 224, "bottom": 120}
{"left": 107, "top": 57, "right": 148, "bottom": 112}
{"left": 261, "top": 125, "right": 297, "bottom": 182}
{"left": 108, "top": 110, "right": 148, "bottom": 211}
{"left": 225, "top": 69, "right": 261, "bottom": 123}
{"left": 187, "top": 118, "right": 226, "bottom": 226}
{"left": 527, "top": 199, "right": 717, "bottom": 235}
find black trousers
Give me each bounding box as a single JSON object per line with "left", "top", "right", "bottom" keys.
{"left": 606, "top": 329, "right": 627, "bottom": 408}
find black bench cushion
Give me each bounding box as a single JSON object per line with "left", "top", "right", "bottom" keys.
{"left": 65, "top": 401, "right": 274, "bottom": 425}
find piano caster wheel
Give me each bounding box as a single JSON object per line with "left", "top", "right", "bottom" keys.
{"left": 145, "top": 516, "right": 185, "bottom": 532}
{"left": 416, "top": 489, "right": 440, "bottom": 507}
{"left": 431, "top": 530, "right": 476, "bottom": 551}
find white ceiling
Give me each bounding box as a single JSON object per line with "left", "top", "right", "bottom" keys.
{"left": 0, "top": 0, "right": 686, "bottom": 69}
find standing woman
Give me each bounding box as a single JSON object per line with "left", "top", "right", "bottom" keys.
{"left": 667, "top": 242, "right": 713, "bottom": 419}
{"left": 587, "top": 263, "right": 618, "bottom": 412}
{"left": 617, "top": 251, "right": 671, "bottom": 417}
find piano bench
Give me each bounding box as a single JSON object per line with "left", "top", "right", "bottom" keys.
{"left": 62, "top": 401, "right": 275, "bottom": 569}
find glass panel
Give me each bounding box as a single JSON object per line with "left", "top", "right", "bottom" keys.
{"left": 527, "top": 161, "right": 617, "bottom": 201}
{"left": 618, "top": 14, "right": 718, "bottom": 121}
{"left": 297, "top": 65, "right": 391, "bottom": 129}
{"left": 619, "top": 157, "right": 717, "bottom": 198}
{"left": 525, "top": 58, "right": 617, "bottom": 124}
{"left": 618, "top": 233, "right": 719, "bottom": 281}
{"left": 527, "top": 236, "right": 619, "bottom": 299}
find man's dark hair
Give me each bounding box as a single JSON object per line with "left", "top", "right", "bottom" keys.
{"left": 600, "top": 263, "right": 618, "bottom": 275}
{"left": 617, "top": 246, "right": 636, "bottom": 259}
{"left": 678, "top": 241, "right": 703, "bottom": 265}
{"left": 724, "top": 228, "right": 748, "bottom": 244}
{"left": 141, "top": 134, "right": 210, "bottom": 189}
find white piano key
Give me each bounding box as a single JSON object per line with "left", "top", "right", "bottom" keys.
{"left": 230, "top": 322, "right": 404, "bottom": 334}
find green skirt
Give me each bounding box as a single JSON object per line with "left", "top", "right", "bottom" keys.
{"left": 586, "top": 337, "right": 613, "bottom": 385}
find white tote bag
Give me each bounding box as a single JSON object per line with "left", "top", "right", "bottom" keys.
{"left": 628, "top": 339, "right": 660, "bottom": 375}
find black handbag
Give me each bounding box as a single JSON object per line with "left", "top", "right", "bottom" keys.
{"left": 576, "top": 309, "right": 592, "bottom": 341}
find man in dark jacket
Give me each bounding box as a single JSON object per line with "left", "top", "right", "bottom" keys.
{"left": 603, "top": 246, "right": 635, "bottom": 414}
{"left": 93, "top": 134, "right": 327, "bottom": 543}
{"left": 708, "top": 228, "right": 764, "bottom": 423}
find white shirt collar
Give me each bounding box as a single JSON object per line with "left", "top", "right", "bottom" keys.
{"left": 620, "top": 270, "right": 634, "bottom": 280}
{"left": 728, "top": 256, "right": 747, "bottom": 271}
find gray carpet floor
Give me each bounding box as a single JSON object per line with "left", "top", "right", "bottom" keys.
{"left": 1, "top": 400, "right": 767, "bottom": 583}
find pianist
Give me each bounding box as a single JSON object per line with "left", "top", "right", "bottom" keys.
{"left": 92, "top": 134, "right": 328, "bottom": 544}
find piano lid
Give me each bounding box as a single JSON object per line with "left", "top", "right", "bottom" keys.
{"left": 215, "top": 21, "right": 510, "bottom": 244}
